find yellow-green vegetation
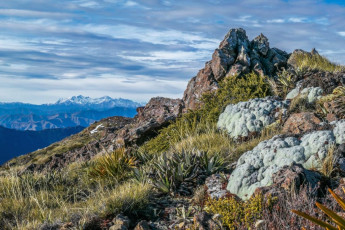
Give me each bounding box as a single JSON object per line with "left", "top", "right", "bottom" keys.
{"left": 317, "top": 86, "right": 345, "bottom": 118}
{"left": 288, "top": 94, "right": 313, "bottom": 113}
{"left": 87, "top": 148, "right": 137, "bottom": 182}
{"left": 140, "top": 72, "right": 272, "bottom": 155}
{"left": 205, "top": 194, "right": 264, "bottom": 229}
{"left": 291, "top": 51, "right": 344, "bottom": 73}
{"left": 275, "top": 70, "right": 296, "bottom": 97}
{"left": 201, "top": 72, "right": 271, "bottom": 123}
{"left": 321, "top": 144, "right": 336, "bottom": 177}
{"left": 292, "top": 188, "right": 345, "bottom": 230}
{"left": 0, "top": 166, "right": 151, "bottom": 230}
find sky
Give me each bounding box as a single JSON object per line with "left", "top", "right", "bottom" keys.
{"left": 0, "top": 0, "right": 345, "bottom": 104}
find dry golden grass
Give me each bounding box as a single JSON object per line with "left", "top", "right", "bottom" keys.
{"left": 0, "top": 166, "right": 151, "bottom": 230}
{"left": 292, "top": 52, "right": 344, "bottom": 73}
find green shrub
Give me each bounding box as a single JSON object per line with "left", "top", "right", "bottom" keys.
{"left": 205, "top": 194, "right": 264, "bottom": 229}
{"left": 201, "top": 72, "right": 271, "bottom": 123}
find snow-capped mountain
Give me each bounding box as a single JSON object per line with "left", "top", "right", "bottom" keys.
{"left": 55, "top": 95, "right": 144, "bottom": 108}
{"left": 0, "top": 96, "right": 144, "bottom": 131}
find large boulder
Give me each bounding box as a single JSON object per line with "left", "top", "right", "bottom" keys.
{"left": 183, "top": 28, "right": 289, "bottom": 110}
{"left": 217, "top": 97, "right": 289, "bottom": 138}
{"left": 227, "top": 120, "right": 345, "bottom": 199}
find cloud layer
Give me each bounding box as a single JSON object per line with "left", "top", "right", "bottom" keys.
{"left": 0, "top": 0, "right": 344, "bottom": 104}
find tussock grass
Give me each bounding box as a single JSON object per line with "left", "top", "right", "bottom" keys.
{"left": 0, "top": 166, "right": 151, "bottom": 229}
{"left": 321, "top": 144, "right": 336, "bottom": 177}
{"left": 291, "top": 52, "right": 344, "bottom": 73}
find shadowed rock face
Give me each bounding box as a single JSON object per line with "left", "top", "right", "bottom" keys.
{"left": 183, "top": 28, "right": 289, "bottom": 110}
{"left": 116, "top": 97, "right": 184, "bottom": 147}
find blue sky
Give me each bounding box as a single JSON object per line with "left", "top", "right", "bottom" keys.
{"left": 0, "top": 0, "right": 345, "bottom": 104}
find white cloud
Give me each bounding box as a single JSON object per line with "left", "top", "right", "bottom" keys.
{"left": 288, "top": 17, "right": 307, "bottom": 23}
{"left": 0, "top": 75, "right": 188, "bottom": 104}
{"left": 0, "top": 9, "right": 72, "bottom": 18}
{"left": 267, "top": 19, "right": 285, "bottom": 23}
{"left": 338, "top": 31, "right": 345, "bottom": 37}
{"left": 82, "top": 24, "right": 219, "bottom": 46}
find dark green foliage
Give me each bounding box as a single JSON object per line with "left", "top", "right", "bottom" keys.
{"left": 149, "top": 150, "right": 230, "bottom": 195}
{"left": 201, "top": 72, "right": 272, "bottom": 123}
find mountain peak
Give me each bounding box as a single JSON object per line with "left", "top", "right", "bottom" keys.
{"left": 55, "top": 95, "right": 144, "bottom": 108}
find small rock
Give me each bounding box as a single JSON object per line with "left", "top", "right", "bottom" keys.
{"left": 134, "top": 220, "right": 151, "bottom": 230}
{"left": 283, "top": 112, "right": 321, "bottom": 134}
{"left": 255, "top": 220, "right": 266, "bottom": 229}
{"left": 205, "top": 174, "right": 230, "bottom": 199}
{"left": 110, "top": 214, "right": 130, "bottom": 230}
{"left": 193, "top": 212, "right": 221, "bottom": 230}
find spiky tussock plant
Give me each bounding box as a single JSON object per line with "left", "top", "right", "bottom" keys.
{"left": 87, "top": 148, "right": 136, "bottom": 181}
{"left": 292, "top": 188, "right": 345, "bottom": 230}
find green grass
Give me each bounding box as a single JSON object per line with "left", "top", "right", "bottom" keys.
{"left": 0, "top": 165, "right": 151, "bottom": 230}
{"left": 290, "top": 52, "right": 344, "bottom": 73}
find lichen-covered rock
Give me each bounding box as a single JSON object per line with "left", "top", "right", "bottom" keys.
{"left": 334, "top": 120, "right": 345, "bottom": 144}
{"left": 205, "top": 174, "right": 230, "bottom": 199}
{"left": 286, "top": 85, "right": 323, "bottom": 103}
{"left": 217, "top": 97, "right": 289, "bottom": 138}
{"left": 300, "top": 87, "right": 323, "bottom": 103}
{"left": 227, "top": 123, "right": 345, "bottom": 199}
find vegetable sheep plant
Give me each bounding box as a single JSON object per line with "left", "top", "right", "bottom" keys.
{"left": 292, "top": 188, "right": 345, "bottom": 230}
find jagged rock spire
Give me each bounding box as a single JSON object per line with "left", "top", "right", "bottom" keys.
{"left": 183, "top": 28, "right": 289, "bottom": 110}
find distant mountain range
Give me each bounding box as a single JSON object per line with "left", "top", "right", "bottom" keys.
{"left": 0, "top": 125, "right": 84, "bottom": 165}
{"left": 0, "top": 95, "right": 143, "bottom": 131}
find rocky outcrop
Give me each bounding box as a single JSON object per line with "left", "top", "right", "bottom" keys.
{"left": 22, "top": 116, "right": 133, "bottom": 172}
{"left": 183, "top": 28, "right": 289, "bottom": 110}
{"left": 282, "top": 112, "right": 322, "bottom": 134}
{"left": 217, "top": 97, "right": 289, "bottom": 138}
{"left": 21, "top": 97, "right": 184, "bottom": 172}
{"left": 116, "top": 97, "right": 184, "bottom": 146}
{"left": 227, "top": 120, "right": 345, "bottom": 199}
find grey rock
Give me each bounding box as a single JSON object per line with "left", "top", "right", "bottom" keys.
{"left": 205, "top": 174, "right": 230, "bottom": 199}
{"left": 217, "top": 97, "right": 289, "bottom": 138}
{"left": 227, "top": 122, "right": 345, "bottom": 199}
{"left": 252, "top": 33, "right": 269, "bottom": 56}
{"left": 110, "top": 214, "right": 130, "bottom": 230}
{"left": 334, "top": 120, "right": 345, "bottom": 144}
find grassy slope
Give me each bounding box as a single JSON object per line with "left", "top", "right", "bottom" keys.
{"left": 0, "top": 54, "right": 344, "bottom": 229}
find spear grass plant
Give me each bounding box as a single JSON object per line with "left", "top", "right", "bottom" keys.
{"left": 292, "top": 187, "right": 345, "bottom": 230}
